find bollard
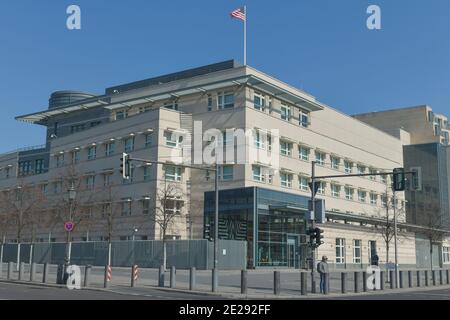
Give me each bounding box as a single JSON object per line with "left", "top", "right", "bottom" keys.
{"left": 274, "top": 271, "right": 280, "bottom": 295}
{"left": 380, "top": 271, "right": 385, "bottom": 290}
{"left": 425, "top": 270, "right": 429, "bottom": 286}
{"left": 104, "top": 265, "right": 112, "bottom": 288}
{"left": 354, "top": 272, "right": 360, "bottom": 293}
{"left": 84, "top": 265, "right": 91, "bottom": 287}
{"left": 439, "top": 270, "right": 444, "bottom": 285}
{"left": 417, "top": 270, "right": 421, "bottom": 287}
{"left": 7, "top": 262, "right": 13, "bottom": 280}
{"left": 408, "top": 271, "right": 413, "bottom": 288}
{"left": 341, "top": 273, "right": 347, "bottom": 294}
{"left": 432, "top": 270, "right": 437, "bottom": 286}
{"left": 189, "top": 267, "right": 196, "bottom": 291}
{"left": 18, "top": 262, "right": 25, "bottom": 281}
{"left": 158, "top": 266, "right": 165, "bottom": 288}
{"left": 30, "top": 263, "right": 36, "bottom": 282}
{"left": 362, "top": 272, "right": 367, "bottom": 292}
{"left": 42, "top": 263, "right": 49, "bottom": 283}
{"left": 131, "top": 265, "right": 139, "bottom": 288}
{"left": 301, "top": 272, "right": 307, "bottom": 296}
{"left": 212, "top": 268, "right": 218, "bottom": 292}
{"left": 241, "top": 270, "right": 247, "bottom": 295}
{"left": 170, "top": 266, "right": 176, "bottom": 289}
{"left": 399, "top": 271, "right": 404, "bottom": 289}
{"left": 390, "top": 271, "right": 395, "bottom": 289}
{"left": 447, "top": 269, "right": 450, "bottom": 285}
{"left": 0, "top": 262, "right": 2, "bottom": 279}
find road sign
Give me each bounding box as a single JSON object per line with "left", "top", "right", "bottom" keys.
{"left": 64, "top": 221, "right": 75, "bottom": 232}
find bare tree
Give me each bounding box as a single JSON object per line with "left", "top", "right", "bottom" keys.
{"left": 0, "top": 179, "right": 46, "bottom": 268}
{"left": 151, "top": 178, "right": 185, "bottom": 270}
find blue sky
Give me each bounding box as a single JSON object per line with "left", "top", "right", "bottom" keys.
{"left": 1, "top": 0, "right": 450, "bottom": 153}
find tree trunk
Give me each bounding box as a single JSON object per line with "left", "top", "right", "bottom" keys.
{"left": 107, "top": 241, "right": 112, "bottom": 266}
{"left": 163, "top": 240, "right": 167, "bottom": 271}
{"left": 430, "top": 239, "right": 433, "bottom": 271}
{"left": 16, "top": 242, "right": 21, "bottom": 272}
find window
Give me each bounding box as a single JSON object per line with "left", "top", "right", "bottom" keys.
{"left": 124, "top": 137, "right": 135, "bottom": 153}
{"left": 142, "top": 198, "right": 150, "bottom": 215}
{"left": 357, "top": 165, "right": 366, "bottom": 174}
{"left": 336, "top": 238, "right": 345, "bottom": 264}
{"left": 56, "top": 155, "right": 65, "bottom": 168}
{"left": 281, "top": 104, "right": 291, "bottom": 121}
{"left": 370, "top": 193, "right": 378, "bottom": 206}
{"left": 218, "top": 92, "right": 234, "bottom": 109}
{"left": 219, "top": 165, "right": 234, "bottom": 181}
{"left": 143, "top": 166, "right": 152, "bottom": 181}
{"left": 358, "top": 190, "right": 367, "bottom": 203}
{"left": 254, "top": 131, "right": 265, "bottom": 149}
{"left": 165, "top": 199, "right": 183, "bottom": 215}
{"left": 280, "top": 173, "right": 293, "bottom": 188}
{"left": 331, "top": 184, "right": 341, "bottom": 198}
{"left": 121, "top": 199, "right": 132, "bottom": 216}
{"left": 369, "top": 168, "right": 377, "bottom": 180}
{"left": 103, "top": 174, "right": 112, "bottom": 187}
{"left": 71, "top": 150, "right": 80, "bottom": 164}
{"left": 331, "top": 156, "right": 340, "bottom": 170}
{"left": 223, "top": 130, "right": 234, "bottom": 146}
{"left": 53, "top": 181, "right": 62, "bottom": 194}
{"left": 35, "top": 159, "right": 44, "bottom": 174}
{"left": 381, "top": 175, "right": 388, "bottom": 184}
{"left": 345, "top": 187, "right": 354, "bottom": 200}
{"left": 87, "top": 146, "right": 97, "bottom": 160}
{"left": 5, "top": 167, "right": 10, "bottom": 179}
{"left": 105, "top": 142, "right": 115, "bottom": 156}
{"left": 86, "top": 176, "right": 95, "bottom": 190}
{"left": 299, "top": 176, "right": 309, "bottom": 191}
{"left": 443, "top": 247, "right": 450, "bottom": 263}
{"left": 164, "top": 131, "right": 179, "bottom": 147}
{"left": 253, "top": 166, "right": 265, "bottom": 183}
{"left": 145, "top": 134, "right": 152, "bottom": 148}
{"left": 101, "top": 203, "right": 111, "bottom": 218}
{"left": 344, "top": 161, "right": 353, "bottom": 174}
{"left": 18, "top": 161, "right": 32, "bottom": 176}
{"left": 298, "top": 146, "right": 310, "bottom": 161}
{"left": 115, "top": 110, "right": 128, "bottom": 120}
{"left": 71, "top": 124, "right": 85, "bottom": 134}
{"left": 122, "top": 166, "right": 135, "bottom": 184}
{"left": 280, "top": 141, "right": 292, "bottom": 156}
{"left": 165, "top": 166, "right": 182, "bottom": 182}
{"left": 40, "top": 184, "right": 48, "bottom": 195}
{"left": 207, "top": 95, "right": 213, "bottom": 112}
{"left": 254, "top": 92, "right": 266, "bottom": 111}
{"left": 315, "top": 152, "right": 326, "bottom": 166}
{"left": 299, "top": 110, "right": 309, "bottom": 128}
{"left": 317, "top": 181, "right": 326, "bottom": 195}
{"left": 164, "top": 102, "right": 179, "bottom": 110}
{"left": 353, "top": 240, "right": 362, "bottom": 264}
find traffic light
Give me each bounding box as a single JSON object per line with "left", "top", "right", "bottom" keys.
{"left": 392, "top": 168, "right": 406, "bottom": 191}
{"left": 307, "top": 228, "right": 316, "bottom": 246}
{"left": 314, "top": 227, "right": 324, "bottom": 247}
{"left": 204, "top": 223, "right": 213, "bottom": 241}
{"left": 120, "top": 153, "right": 131, "bottom": 179}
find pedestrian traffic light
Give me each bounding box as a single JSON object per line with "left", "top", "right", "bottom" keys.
{"left": 204, "top": 223, "right": 213, "bottom": 241}
{"left": 314, "top": 228, "right": 324, "bottom": 247}
{"left": 392, "top": 168, "right": 406, "bottom": 191}
{"left": 120, "top": 153, "right": 131, "bottom": 179}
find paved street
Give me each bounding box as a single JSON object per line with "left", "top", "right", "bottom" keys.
{"left": 0, "top": 282, "right": 223, "bottom": 300}
{"left": 317, "top": 288, "right": 450, "bottom": 300}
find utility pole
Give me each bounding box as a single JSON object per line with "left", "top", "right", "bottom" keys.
{"left": 213, "top": 161, "right": 219, "bottom": 291}
{"left": 310, "top": 161, "right": 317, "bottom": 293}
{"left": 393, "top": 190, "right": 399, "bottom": 288}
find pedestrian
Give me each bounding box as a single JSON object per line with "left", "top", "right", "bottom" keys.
{"left": 317, "top": 256, "right": 329, "bottom": 294}
{"left": 371, "top": 252, "right": 379, "bottom": 266}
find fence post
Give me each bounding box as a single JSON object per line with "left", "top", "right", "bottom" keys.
{"left": 417, "top": 270, "right": 421, "bottom": 287}
{"left": 380, "top": 271, "right": 385, "bottom": 290}
{"left": 170, "top": 266, "right": 176, "bottom": 289}
{"left": 158, "top": 266, "right": 165, "bottom": 288}
{"left": 30, "top": 263, "right": 36, "bottom": 282}
{"left": 354, "top": 272, "right": 360, "bottom": 293}
{"left": 432, "top": 270, "right": 437, "bottom": 286}
{"left": 408, "top": 271, "right": 413, "bottom": 288}
{"left": 241, "top": 270, "right": 247, "bottom": 295}
{"left": 301, "top": 272, "right": 307, "bottom": 296}
{"left": 341, "top": 272, "right": 347, "bottom": 294}
{"left": 42, "top": 263, "right": 49, "bottom": 283}
{"left": 0, "top": 261, "right": 2, "bottom": 279}
{"left": 439, "top": 270, "right": 443, "bottom": 285}
{"left": 18, "top": 262, "right": 25, "bottom": 281}
{"left": 7, "top": 262, "right": 13, "bottom": 280}
{"left": 362, "top": 272, "right": 367, "bottom": 292}
{"left": 390, "top": 270, "right": 395, "bottom": 289}
{"left": 189, "top": 267, "right": 196, "bottom": 291}
{"left": 84, "top": 265, "right": 91, "bottom": 287}
{"left": 424, "top": 270, "right": 429, "bottom": 286}
{"left": 447, "top": 269, "right": 450, "bottom": 285}
{"left": 399, "top": 271, "right": 404, "bottom": 289}
{"left": 274, "top": 271, "right": 280, "bottom": 295}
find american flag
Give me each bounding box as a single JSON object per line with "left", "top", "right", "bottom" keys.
{"left": 230, "top": 6, "right": 246, "bottom": 21}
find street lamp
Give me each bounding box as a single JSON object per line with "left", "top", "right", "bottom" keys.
{"left": 66, "top": 182, "right": 76, "bottom": 264}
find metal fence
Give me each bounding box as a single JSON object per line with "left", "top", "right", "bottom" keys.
{"left": 0, "top": 240, "right": 247, "bottom": 270}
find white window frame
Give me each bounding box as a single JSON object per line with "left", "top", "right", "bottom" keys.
{"left": 331, "top": 156, "right": 340, "bottom": 170}
{"left": 220, "top": 165, "right": 234, "bottom": 181}
{"left": 280, "top": 172, "right": 293, "bottom": 188}
{"left": 280, "top": 141, "right": 292, "bottom": 157}
{"left": 165, "top": 166, "right": 182, "bottom": 182}
{"left": 87, "top": 146, "right": 97, "bottom": 160}
{"left": 218, "top": 91, "right": 234, "bottom": 109}
{"left": 353, "top": 240, "right": 362, "bottom": 264}
{"left": 299, "top": 176, "right": 309, "bottom": 191}
{"left": 299, "top": 146, "right": 310, "bottom": 161}
{"left": 370, "top": 193, "right": 378, "bottom": 206}
{"left": 358, "top": 190, "right": 367, "bottom": 203}
{"left": 124, "top": 137, "right": 135, "bottom": 153}
{"left": 344, "top": 161, "right": 353, "bottom": 174}
{"left": 345, "top": 187, "right": 354, "bottom": 200}
{"left": 331, "top": 184, "right": 341, "bottom": 198}
{"left": 280, "top": 104, "right": 291, "bottom": 121}
{"left": 254, "top": 92, "right": 266, "bottom": 111}
{"left": 253, "top": 166, "right": 265, "bottom": 183}
{"left": 299, "top": 110, "right": 309, "bottom": 128}
{"left": 315, "top": 152, "right": 326, "bottom": 166}
{"left": 336, "top": 238, "right": 346, "bottom": 264}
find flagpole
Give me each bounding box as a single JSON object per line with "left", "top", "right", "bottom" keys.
{"left": 244, "top": 5, "right": 247, "bottom": 65}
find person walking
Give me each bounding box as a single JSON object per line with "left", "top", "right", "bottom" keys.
{"left": 317, "top": 256, "right": 329, "bottom": 294}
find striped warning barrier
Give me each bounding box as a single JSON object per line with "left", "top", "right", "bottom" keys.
{"left": 107, "top": 265, "right": 112, "bottom": 282}
{"left": 133, "top": 265, "right": 139, "bottom": 281}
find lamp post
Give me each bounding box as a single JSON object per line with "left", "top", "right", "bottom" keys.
{"left": 66, "top": 182, "right": 76, "bottom": 264}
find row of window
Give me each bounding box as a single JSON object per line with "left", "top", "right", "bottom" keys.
{"left": 336, "top": 239, "right": 374, "bottom": 264}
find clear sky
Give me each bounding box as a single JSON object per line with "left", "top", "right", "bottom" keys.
{"left": 1, "top": 0, "right": 450, "bottom": 153}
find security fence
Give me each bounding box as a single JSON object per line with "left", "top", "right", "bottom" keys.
{"left": 0, "top": 240, "right": 247, "bottom": 270}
